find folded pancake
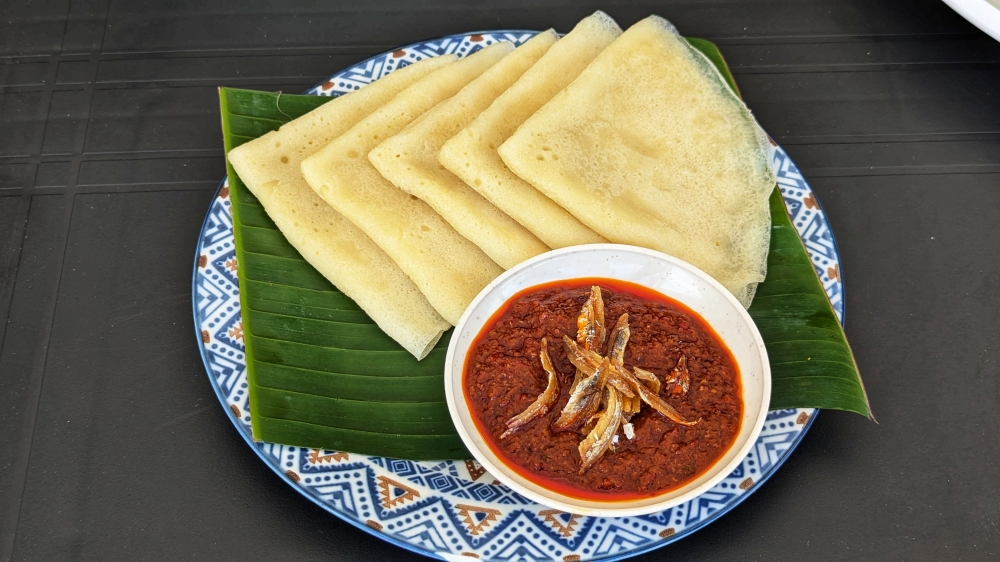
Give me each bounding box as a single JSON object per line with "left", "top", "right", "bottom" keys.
{"left": 301, "top": 43, "right": 510, "bottom": 325}
{"left": 226, "top": 55, "right": 453, "bottom": 360}
{"left": 498, "top": 16, "right": 776, "bottom": 307}
{"left": 370, "top": 32, "right": 557, "bottom": 269}
{"left": 438, "top": 12, "right": 620, "bottom": 248}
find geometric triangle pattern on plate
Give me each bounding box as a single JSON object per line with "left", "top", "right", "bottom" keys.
{"left": 378, "top": 476, "right": 422, "bottom": 510}
{"left": 454, "top": 504, "right": 503, "bottom": 536}
{"left": 537, "top": 509, "right": 583, "bottom": 539}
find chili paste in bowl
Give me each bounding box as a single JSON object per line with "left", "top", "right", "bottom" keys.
{"left": 465, "top": 279, "right": 743, "bottom": 500}
{"left": 445, "top": 245, "right": 770, "bottom": 517}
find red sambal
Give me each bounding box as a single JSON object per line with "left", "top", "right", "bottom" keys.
{"left": 463, "top": 279, "right": 742, "bottom": 500}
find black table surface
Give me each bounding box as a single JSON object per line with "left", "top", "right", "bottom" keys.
{"left": 1, "top": 1, "right": 998, "bottom": 560}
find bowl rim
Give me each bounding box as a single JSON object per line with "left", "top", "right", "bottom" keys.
{"left": 444, "top": 243, "right": 772, "bottom": 517}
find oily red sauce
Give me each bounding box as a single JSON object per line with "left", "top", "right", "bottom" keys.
{"left": 464, "top": 278, "right": 742, "bottom": 500}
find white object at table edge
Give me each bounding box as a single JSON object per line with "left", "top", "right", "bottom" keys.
{"left": 942, "top": 0, "right": 1000, "bottom": 42}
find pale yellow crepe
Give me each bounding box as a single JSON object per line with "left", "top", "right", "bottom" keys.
{"left": 226, "top": 55, "right": 453, "bottom": 359}
{"left": 499, "top": 16, "right": 776, "bottom": 307}
{"left": 301, "top": 44, "right": 510, "bottom": 325}
{"left": 438, "top": 12, "right": 621, "bottom": 248}
{"left": 370, "top": 32, "right": 557, "bottom": 269}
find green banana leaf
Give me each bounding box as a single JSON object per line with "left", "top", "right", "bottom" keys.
{"left": 218, "top": 37, "right": 872, "bottom": 460}
{"left": 221, "top": 88, "right": 468, "bottom": 460}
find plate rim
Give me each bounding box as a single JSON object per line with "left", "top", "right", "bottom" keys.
{"left": 196, "top": 29, "right": 837, "bottom": 561}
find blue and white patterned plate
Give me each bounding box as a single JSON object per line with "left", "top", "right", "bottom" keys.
{"left": 193, "top": 31, "right": 844, "bottom": 562}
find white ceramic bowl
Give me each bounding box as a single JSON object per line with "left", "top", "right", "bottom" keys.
{"left": 444, "top": 244, "right": 771, "bottom": 517}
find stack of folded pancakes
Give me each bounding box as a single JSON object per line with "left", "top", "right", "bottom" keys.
{"left": 227, "top": 12, "right": 776, "bottom": 361}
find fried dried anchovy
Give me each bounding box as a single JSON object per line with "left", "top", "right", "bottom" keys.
{"left": 553, "top": 336, "right": 611, "bottom": 431}
{"left": 592, "top": 286, "right": 606, "bottom": 348}
{"left": 563, "top": 336, "right": 597, "bottom": 368}
{"left": 578, "top": 382, "right": 622, "bottom": 473}
{"left": 664, "top": 355, "right": 691, "bottom": 395}
{"left": 500, "top": 338, "right": 561, "bottom": 439}
{"left": 605, "top": 313, "right": 629, "bottom": 365}
{"left": 632, "top": 366, "right": 662, "bottom": 394}
{"left": 564, "top": 338, "right": 636, "bottom": 399}
{"left": 624, "top": 371, "right": 649, "bottom": 422}
{"left": 550, "top": 287, "right": 699, "bottom": 466}
{"left": 554, "top": 390, "right": 599, "bottom": 433}
{"left": 574, "top": 394, "right": 602, "bottom": 435}
{"left": 577, "top": 285, "right": 606, "bottom": 351}
{"left": 566, "top": 337, "right": 694, "bottom": 426}
{"left": 557, "top": 286, "right": 608, "bottom": 431}
{"left": 606, "top": 369, "right": 636, "bottom": 399}
{"left": 624, "top": 393, "right": 642, "bottom": 421}
{"left": 620, "top": 368, "right": 699, "bottom": 427}
{"left": 579, "top": 408, "right": 599, "bottom": 435}
{"left": 604, "top": 314, "right": 636, "bottom": 398}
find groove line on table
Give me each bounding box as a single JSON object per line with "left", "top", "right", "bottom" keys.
{"left": 2, "top": 133, "right": 998, "bottom": 166}
{"left": 0, "top": 35, "right": 66, "bottom": 562}
{"left": 2, "top": 30, "right": 987, "bottom": 64}
{"left": 805, "top": 164, "right": 1000, "bottom": 177}
{"left": 0, "top": 2, "right": 112, "bottom": 560}
{"left": 6, "top": 165, "right": 996, "bottom": 198}
{"left": 731, "top": 61, "right": 1000, "bottom": 74}
{"left": 8, "top": 62, "right": 1000, "bottom": 93}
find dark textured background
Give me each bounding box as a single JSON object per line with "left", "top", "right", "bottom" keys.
{"left": 1, "top": 1, "right": 998, "bottom": 560}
